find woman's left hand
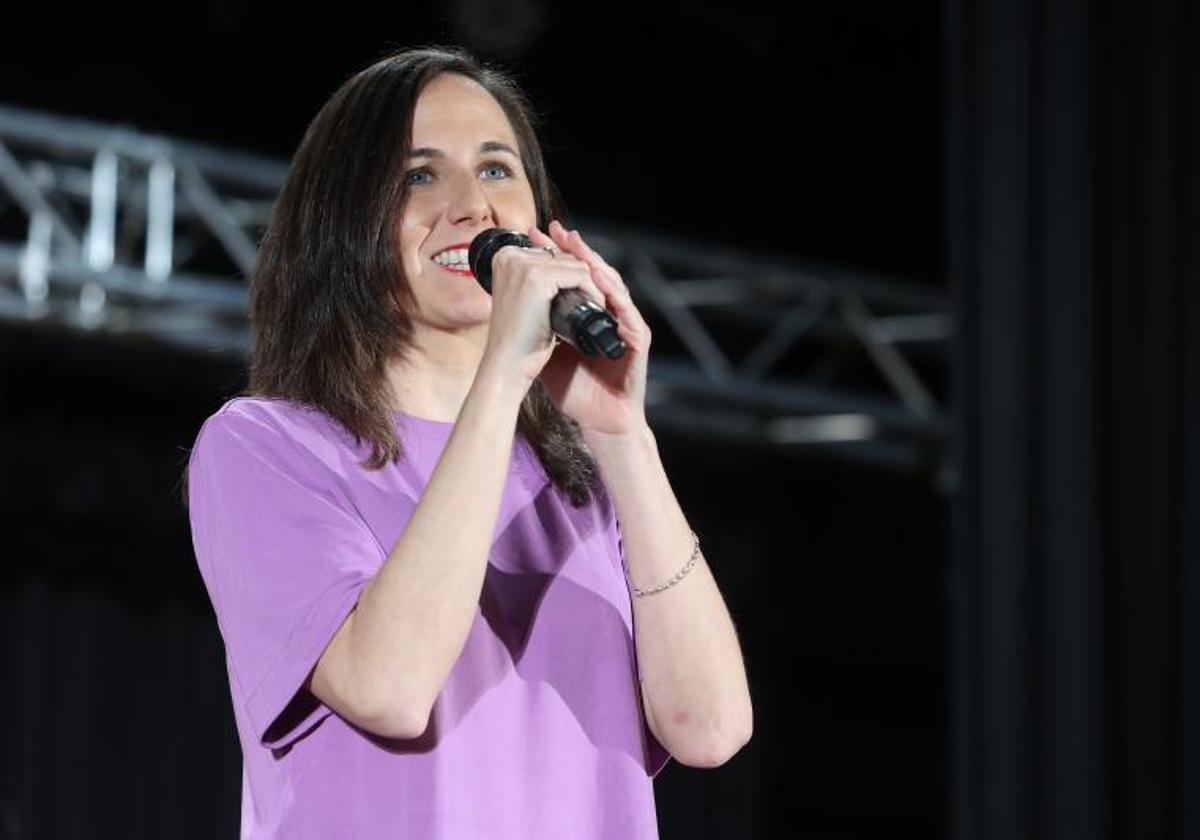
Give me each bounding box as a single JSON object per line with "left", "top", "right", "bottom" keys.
{"left": 527, "top": 220, "right": 652, "bottom": 437}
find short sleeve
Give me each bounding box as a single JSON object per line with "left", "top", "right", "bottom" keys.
{"left": 186, "top": 406, "right": 388, "bottom": 751}
{"left": 615, "top": 511, "right": 673, "bottom": 779}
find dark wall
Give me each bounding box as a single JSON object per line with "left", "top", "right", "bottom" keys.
{"left": 948, "top": 0, "right": 1199, "bottom": 837}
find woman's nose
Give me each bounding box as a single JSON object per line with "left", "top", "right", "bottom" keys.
{"left": 446, "top": 173, "right": 494, "bottom": 225}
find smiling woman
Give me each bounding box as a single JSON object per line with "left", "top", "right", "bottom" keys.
{"left": 221, "top": 47, "right": 595, "bottom": 496}
{"left": 179, "top": 45, "right": 694, "bottom": 840}
{"left": 392, "top": 74, "right": 538, "bottom": 347}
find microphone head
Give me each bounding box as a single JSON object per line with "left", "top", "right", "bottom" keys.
{"left": 468, "top": 228, "right": 532, "bottom": 292}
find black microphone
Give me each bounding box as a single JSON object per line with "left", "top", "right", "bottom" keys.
{"left": 468, "top": 228, "right": 626, "bottom": 359}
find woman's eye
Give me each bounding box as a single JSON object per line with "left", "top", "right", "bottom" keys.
{"left": 403, "top": 167, "right": 431, "bottom": 186}
{"left": 403, "top": 162, "right": 514, "bottom": 187}
{"left": 480, "top": 162, "right": 513, "bottom": 179}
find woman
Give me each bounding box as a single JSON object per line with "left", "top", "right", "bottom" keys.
{"left": 184, "top": 45, "right": 752, "bottom": 839}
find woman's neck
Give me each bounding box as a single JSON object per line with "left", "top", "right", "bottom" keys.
{"left": 385, "top": 330, "right": 488, "bottom": 422}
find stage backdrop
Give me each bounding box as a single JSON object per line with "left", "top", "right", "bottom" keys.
{"left": 948, "top": 0, "right": 1200, "bottom": 837}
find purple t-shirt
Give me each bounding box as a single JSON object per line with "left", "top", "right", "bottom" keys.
{"left": 186, "top": 396, "right": 671, "bottom": 839}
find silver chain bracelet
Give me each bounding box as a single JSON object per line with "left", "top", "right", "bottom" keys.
{"left": 625, "top": 530, "right": 701, "bottom": 597}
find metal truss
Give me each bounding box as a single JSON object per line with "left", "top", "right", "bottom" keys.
{"left": 0, "top": 103, "right": 953, "bottom": 484}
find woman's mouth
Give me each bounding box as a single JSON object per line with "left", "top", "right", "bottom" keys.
{"left": 430, "top": 244, "right": 474, "bottom": 276}
{"left": 436, "top": 262, "right": 475, "bottom": 277}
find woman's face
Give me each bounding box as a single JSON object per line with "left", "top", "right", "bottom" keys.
{"left": 397, "top": 72, "right": 538, "bottom": 332}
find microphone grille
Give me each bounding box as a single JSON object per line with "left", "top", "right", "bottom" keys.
{"left": 468, "top": 228, "right": 532, "bottom": 292}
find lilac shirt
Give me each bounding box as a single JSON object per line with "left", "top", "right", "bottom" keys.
{"left": 187, "top": 396, "right": 671, "bottom": 839}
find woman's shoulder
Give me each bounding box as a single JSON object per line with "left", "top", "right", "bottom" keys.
{"left": 192, "top": 396, "right": 355, "bottom": 470}
{"left": 208, "top": 395, "right": 318, "bottom": 425}
{"left": 198, "top": 395, "right": 346, "bottom": 439}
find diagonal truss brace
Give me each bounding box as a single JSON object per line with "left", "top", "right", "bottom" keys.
{"left": 0, "top": 103, "right": 954, "bottom": 485}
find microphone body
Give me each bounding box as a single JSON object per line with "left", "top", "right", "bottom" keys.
{"left": 468, "top": 228, "right": 626, "bottom": 359}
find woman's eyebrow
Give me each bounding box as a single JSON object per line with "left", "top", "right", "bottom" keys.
{"left": 407, "top": 141, "right": 519, "bottom": 160}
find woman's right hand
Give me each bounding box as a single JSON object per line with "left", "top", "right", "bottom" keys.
{"left": 479, "top": 226, "right": 606, "bottom": 388}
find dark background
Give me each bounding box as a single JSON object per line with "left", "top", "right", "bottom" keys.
{"left": 5, "top": 0, "right": 1195, "bottom": 838}
{"left": 4, "top": 1, "right": 942, "bottom": 281}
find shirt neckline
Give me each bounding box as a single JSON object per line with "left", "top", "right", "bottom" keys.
{"left": 392, "top": 409, "right": 456, "bottom": 430}
{"left": 392, "top": 408, "right": 549, "bottom": 483}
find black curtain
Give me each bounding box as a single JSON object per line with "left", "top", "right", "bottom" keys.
{"left": 947, "top": 0, "right": 1199, "bottom": 837}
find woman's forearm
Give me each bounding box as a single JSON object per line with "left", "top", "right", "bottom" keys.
{"left": 348, "top": 364, "right": 526, "bottom": 736}
{"left": 583, "top": 423, "right": 754, "bottom": 767}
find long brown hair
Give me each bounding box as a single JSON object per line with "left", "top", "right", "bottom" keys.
{"left": 180, "top": 46, "right": 601, "bottom": 508}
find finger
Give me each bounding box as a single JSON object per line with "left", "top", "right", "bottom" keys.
{"left": 537, "top": 225, "right": 611, "bottom": 311}
{"left": 581, "top": 277, "right": 607, "bottom": 310}
{"left": 549, "top": 220, "right": 592, "bottom": 263}
{"left": 568, "top": 230, "right": 618, "bottom": 273}
{"left": 547, "top": 221, "right": 616, "bottom": 279}
{"left": 545, "top": 222, "right": 611, "bottom": 279}
{"left": 548, "top": 219, "right": 573, "bottom": 250}
{"left": 530, "top": 233, "right": 592, "bottom": 274}
{"left": 566, "top": 233, "right": 640, "bottom": 321}
{"left": 555, "top": 264, "right": 606, "bottom": 309}
{"left": 567, "top": 263, "right": 644, "bottom": 336}
{"left": 566, "top": 240, "right": 649, "bottom": 334}
{"left": 527, "top": 226, "right": 557, "bottom": 253}
{"left": 568, "top": 230, "right": 632, "bottom": 297}
{"left": 526, "top": 249, "right": 604, "bottom": 307}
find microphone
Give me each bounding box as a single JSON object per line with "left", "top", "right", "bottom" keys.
{"left": 468, "top": 228, "right": 626, "bottom": 359}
